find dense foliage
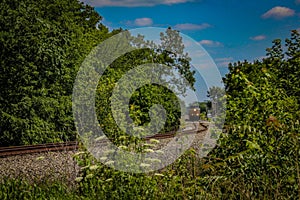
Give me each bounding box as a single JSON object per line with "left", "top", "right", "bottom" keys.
{"left": 94, "top": 29, "right": 195, "bottom": 146}
{"left": 0, "top": 0, "right": 116, "bottom": 146}
{"left": 202, "top": 31, "right": 300, "bottom": 199}
{"left": 0, "top": 0, "right": 194, "bottom": 147}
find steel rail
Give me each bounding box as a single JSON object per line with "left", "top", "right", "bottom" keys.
{"left": 0, "top": 121, "right": 209, "bottom": 157}
{"left": 0, "top": 141, "right": 79, "bottom": 157}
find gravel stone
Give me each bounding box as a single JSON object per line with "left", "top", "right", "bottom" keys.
{"left": 0, "top": 122, "right": 210, "bottom": 186}
{"left": 0, "top": 150, "right": 80, "bottom": 187}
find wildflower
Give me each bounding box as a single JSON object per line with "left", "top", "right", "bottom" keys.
{"left": 81, "top": 165, "right": 90, "bottom": 170}
{"left": 118, "top": 135, "right": 127, "bottom": 140}
{"left": 133, "top": 127, "right": 144, "bottom": 131}
{"left": 105, "top": 160, "right": 115, "bottom": 165}
{"left": 75, "top": 177, "right": 83, "bottom": 182}
{"left": 119, "top": 145, "right": 128, "bottom": 150}
{"left": 144, "top": 148, "right": 154, "bottom": 153}
{"left": 100, "top": 156, "right": 107, "bottom": 161}
{"left": 86, "top": 174, "right": 93, "bottom": 179}
{"left": 89, "top": 165, "right": 99, "bottom": 170}
{"left": 140, "top": 163, "right": 151, "bottom": 168}
{"left": 149, "top": 139, "right": 160, "bottom": 144}
{"left": 154, "top": 173, "right": 164, "bottom": 177}
{"left": 144, "top": 143, "right": 155, "bottom": 147}
{"left": 155, "top": 150, "right": 164, "bottom": 154}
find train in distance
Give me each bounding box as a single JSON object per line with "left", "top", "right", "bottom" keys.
{"left": 187, "top": 106, "right": 201, "bottom": 121}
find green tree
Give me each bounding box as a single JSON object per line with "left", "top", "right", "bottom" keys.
{"left": 0, "top": 0, "right": 113, "bottom": 146}
{"left": 93, "top": 28, "right": 196, "bottom": 145}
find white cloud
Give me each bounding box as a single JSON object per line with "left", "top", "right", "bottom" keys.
{"left": 215, "top": 57, "right": 234, "bottom": 67}
{"left": 81, "top": 0, "right": 197, "bottom": 7}
{"left": 215, "top": 57, "right": 233, "bottom": 62}
{"left": 188, "top": 49, "right": 207, "bottom": 58}
{"left": 134, "top": 18, "right": 153, "bottom": 26}
{"left": 198, "top": 40, "right": 222, "bottom": 47}
{"left": 174, "top": 23, "right": 211, "bottom": 30}
{"left": 250, "top": 35, "right": 266, "bottom": 41}
{"left": 123, "top": 18, "right": 153, "bottom": 26}
{"left": 262, "top": 6, "right": 295, "bottom": 19}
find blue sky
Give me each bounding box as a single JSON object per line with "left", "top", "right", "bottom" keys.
{"left": 82, "top": 0, "right": 300, "bottom": 76}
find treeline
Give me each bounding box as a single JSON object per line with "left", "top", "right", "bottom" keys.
{"left": 0, "top": 0, "right": 195, "bottom": 146}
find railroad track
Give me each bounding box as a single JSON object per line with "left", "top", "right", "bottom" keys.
{"left": 0, "top": 121, "right": 209, "bottom": 157}
{"left": 0, "top": 141, "right": 79, "bottom": 157}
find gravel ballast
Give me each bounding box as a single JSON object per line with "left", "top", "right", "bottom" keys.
{"left": 0, "top": 150, "right": 80, "bottom": 186}
{"left": 0, "top": 122, "right": 211, "bottom": 186}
